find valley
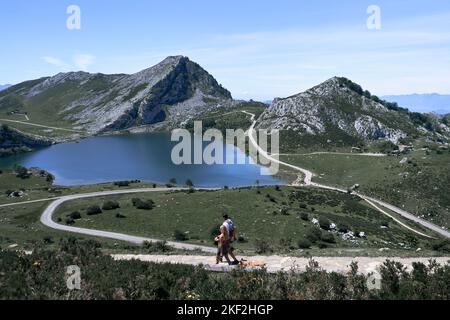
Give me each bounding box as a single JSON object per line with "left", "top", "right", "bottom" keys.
{"left": 0, "top": 56, "right": 449, "bottom": 261}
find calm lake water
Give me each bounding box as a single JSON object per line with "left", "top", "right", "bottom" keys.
{"left": 0, "top": 133, "right": 284, "bottom": 187}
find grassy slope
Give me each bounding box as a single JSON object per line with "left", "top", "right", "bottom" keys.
{"left": 0, "top": 170, "right": 171, "bottom": 252}
{"left": 51, "top": 186, "right": 443, "bottom": 256}
{"left": 280, "top": 146, "right": 450, "bottom": 228}
{"left": 185, "top": 101, "right": 267, "bottom": 134}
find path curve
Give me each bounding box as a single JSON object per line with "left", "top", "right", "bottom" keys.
{"left": 272, "top": 152, "right": 386, "bottom": 157}
{"left": 0, "top": 118, "right": 86, "bottom": 133}
{"left": 40, "top": 188, "right": 216, "bottom": 253}
{"left": 243, "top": 111, "right": 450, "bottom": 239}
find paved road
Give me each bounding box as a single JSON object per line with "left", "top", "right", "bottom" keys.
{"left": 243, "top": 111, "right": 450, "bottom": 239}
{"left": 113, "top": 254, "right": 450, "bottom": 274}
{"left": 273, "top": 151, "right": 386, "bottom": 157}
{"left": 40, "top": 188, "right": 216, "bottom": 253}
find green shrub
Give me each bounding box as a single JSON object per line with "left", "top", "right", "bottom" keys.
{"left": 255, "top": 239, "right": 273, "bottom": 254}
{"left": 115, "top": 213, "right": 126, "bottom": 218}
{"left": 431, "top": 240, "right": 450, "bottom": 253}
{"left": 69, "top": 211, "right": 81, "bottom": 220}
{"left": 300, "top": 212, "right": 309, "bottom": 221}
{"left": 1, "top": 239, "right": 450, "bottom": 300}
{"left": 319, "top": 217, "right": 331, "bottom": 230}
{"left": 143, "top": 240, "right": 172, "bottom": 253}
{"left": 338, "top": 223, "right": 350, "bottom": 233}
{"left": 102, "top": 200, "right": 120, "bottom": 210}
{"left": 114, "top": 181, "right": 130, "bottom": 187}
{"left": 305, "top": 227, "right": 322, "bottom": 243}
{"left": 174, "top": 230, "right": 189, "bottom": 241}
{"left": 298, "top": 238, "right": 312, "bottom": 249}
{"left": 132, "top": 198, "right": 155, "bottom": 210}
{"left": 43, "top": 236, "right": 54, "bottom": 244}
{"left": 86, "top": 205, "right": 102, "bottom": 215}
{"left": 321, "top": 232, "right": 336, "bottom": 244}
{"left": 14, "top": 165, "right": 30, "bottom": 179}
{"left": 237, "top": 236, "right": 247, "bottom": 243}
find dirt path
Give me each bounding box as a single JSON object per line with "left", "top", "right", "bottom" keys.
{"left": 0, "top": 118, "right": 86, "bottom": 133}
{"left": 273, "top": 152, "right": 386, "bottom": 157}
{"left": 113, "top": 254, "right": 450, "bottom": 274}
{"left": 243, "top": 111, "right": 450, "bottom": 239}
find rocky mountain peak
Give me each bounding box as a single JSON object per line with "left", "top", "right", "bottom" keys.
{"left": 0, "top": 56, "right": 232, "bottom": 133}
{"left": 257, "top": 77, "right": 432, "bottom": 144}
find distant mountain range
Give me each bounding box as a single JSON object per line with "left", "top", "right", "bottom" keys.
{"left": 382, "top": 94, "right": 450, "bottom": 115}
{"left": 0, "top": 84, "right": 12, "bottom": 91}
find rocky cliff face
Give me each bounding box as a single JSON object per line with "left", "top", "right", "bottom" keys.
{"left": 0, "top": 56, "right": 232, "bottom": 133}
{"left": 0, "top": 125, "right": 52, "bottom": 149}
{"left": 257, "top": 77, "right": 448, "bottom": 143}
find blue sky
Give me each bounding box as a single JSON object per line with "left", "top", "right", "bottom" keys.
{"left": 1, "top": 0, "right": 450, "bottom": 100}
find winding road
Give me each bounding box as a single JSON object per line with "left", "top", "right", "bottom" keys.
{"left": 2, "top": 110, "right": 447, "bottom": 256}
{"left": 243, "top": 111, "right": 450, "bottom": 239}
{"left": 39, "top": 188, "right": 216, "bottom": 253}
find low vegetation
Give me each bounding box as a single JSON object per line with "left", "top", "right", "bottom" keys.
{"left": 53, "top": 186, "right": 444, "bottom": 256}
{"left": 1, "top": 239, "right": 449, "bottom": 300}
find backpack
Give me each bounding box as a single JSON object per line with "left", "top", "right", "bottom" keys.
{"left": 224, "top": 219, "right": 236, "bottom": 240}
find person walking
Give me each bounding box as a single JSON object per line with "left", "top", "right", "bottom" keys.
{"left": 222, "top": 214, "right": 239, "bottom": 265}
{"left": 215, "top": 224, "right": 231, "bottom": 264}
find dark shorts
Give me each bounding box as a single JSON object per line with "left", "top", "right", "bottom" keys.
{"left": 218, "top": 241, "right": 230, "bottom": 255}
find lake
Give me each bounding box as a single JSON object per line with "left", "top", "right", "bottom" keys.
{"left": 0, "top": 133, "right": 284, "bottom": 187}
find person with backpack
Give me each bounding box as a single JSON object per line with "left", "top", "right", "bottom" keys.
{"left": 222, "top": 214, "right": 239, "bottom": 265}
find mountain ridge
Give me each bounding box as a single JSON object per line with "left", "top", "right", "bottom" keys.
{"left": 257, "top": 77, "right": 449, "bottom": 145}
{"left": 0, "top": 56, "right": 232, "bottom": 134}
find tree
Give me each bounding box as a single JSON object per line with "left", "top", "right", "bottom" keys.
{"left": 46, "top": 173, "right": 55, "bottom": 183}
{"left": 14, "top": 165, "right": 30, "bottom": 179}
{"left": 185, "top": 179, "right": 194, "bottom": 188}
{"left": 169, "top": 178, "right": 177, "bottom": 185}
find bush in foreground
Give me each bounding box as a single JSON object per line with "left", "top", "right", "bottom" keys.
{"left": 2, "top": 239, "right": 450, "bottom": 300}
{"left": 0, "top": 239, "right": 450, "bottom": 300}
